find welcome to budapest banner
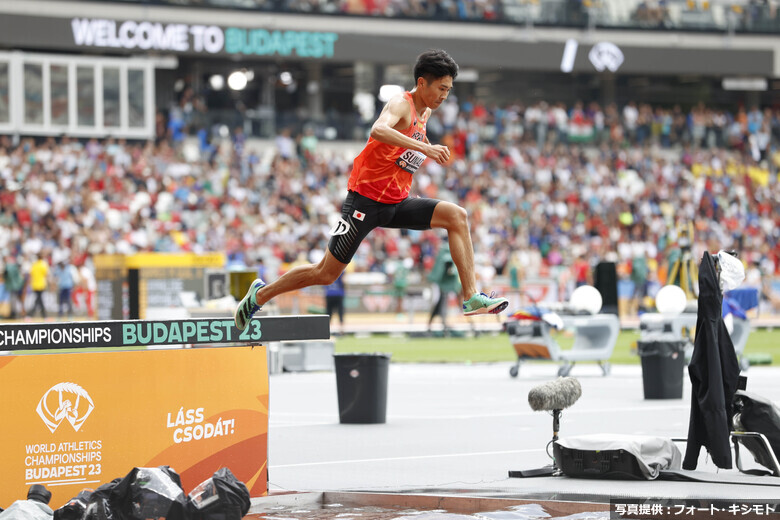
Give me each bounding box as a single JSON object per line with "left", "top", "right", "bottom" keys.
{"left": 0, "top": 13, "right": 773, "bottom": 75}
{"left": 0, "top": 347, "right": 269, "bottom": 507}
{"left": 0, "top": 316, "right": 330, "bottom": 351}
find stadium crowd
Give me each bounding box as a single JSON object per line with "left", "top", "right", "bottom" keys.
{"left": 1, "top": 95, "right": 780, "bottom": 317}
{"left": 108, "top": 0, "right": 780, "bottom": 32}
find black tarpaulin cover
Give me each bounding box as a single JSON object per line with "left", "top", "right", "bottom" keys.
{"left": 54, "top": 490, "right": 92, "bottom": 520}
{"left": 84, "top": 479, "right": 122, "bottom": 520}
{"left": 85, "top": 466, "right": 186, "bottom": 520}
{"left": 734, "top": 390, "right": 780, "bottom": 472}
{"left": 187, "top": 468, "right": 251, "bottom": 520}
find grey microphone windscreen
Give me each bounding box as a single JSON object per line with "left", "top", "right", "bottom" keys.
{"left": 528, "top": 377, "right": 582, "bottom": 411}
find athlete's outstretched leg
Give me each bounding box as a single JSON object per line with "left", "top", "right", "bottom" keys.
{"left": 430, "top": 201, "right": 508, "bottom": 316}
{"left": 235, "top": 250, "right": 346, "bottom": 329}
{"left": 258, "top": 251, "right": 345, "bottom": 306}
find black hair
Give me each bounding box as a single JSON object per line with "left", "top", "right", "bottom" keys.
{"left": 413, "top": 49, "right": 458, "bottom": 84}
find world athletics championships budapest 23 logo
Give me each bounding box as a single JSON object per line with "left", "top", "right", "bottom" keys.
{"left": 36, "top": 383, "right": 95, "bottom": 433}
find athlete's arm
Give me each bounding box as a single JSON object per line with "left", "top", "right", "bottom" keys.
{"left": 370, "top": 96, "right": 450, "bottom": 164}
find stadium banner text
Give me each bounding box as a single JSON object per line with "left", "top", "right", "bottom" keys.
{"left": 69, "top": 17, "right": 338, "bottom": 57}
{"left": 0, "top": 316, "right": 330, "bottom": 350}
{"left": 0, "top": 347, "right": 269, "bottom": 506}
{"left": 0, "top": 13, "right": 773, "bottom": 75}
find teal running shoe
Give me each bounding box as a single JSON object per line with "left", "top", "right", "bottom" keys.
{"left": 463, "top": 291, "right": 509, "bottom": 316}
{"left": 234, "top": 278, "right": 266, "bottom": 330}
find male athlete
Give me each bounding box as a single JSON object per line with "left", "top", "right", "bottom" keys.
{"left": 235, "top": 49, "right": 508, "bottom": 330}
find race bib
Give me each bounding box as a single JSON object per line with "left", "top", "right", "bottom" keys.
{"left": 395, "top": 150, "right": 426, "bottom": 175}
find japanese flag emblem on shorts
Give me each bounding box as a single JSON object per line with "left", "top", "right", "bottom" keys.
{"left": 352, "top": 210, "right": 366, "bottom": 221}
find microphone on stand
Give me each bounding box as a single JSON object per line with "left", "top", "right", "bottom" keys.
{"left": 528, "top": 376, "right": 582, "bottom": 412}
{"left": 509, "top": 377, "right": 582, "bottom": 478}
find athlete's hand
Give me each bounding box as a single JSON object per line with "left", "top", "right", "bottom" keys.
{"left": 425, "top": 144, "right": 450, "bottom": 165}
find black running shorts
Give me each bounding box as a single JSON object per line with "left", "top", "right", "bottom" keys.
{"left": 328, "top": 191, "right": 440, "bottom": 264}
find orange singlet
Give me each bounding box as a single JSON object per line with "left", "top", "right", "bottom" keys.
{"left": 347, "top": 92, "right": 428, "bottom": 204}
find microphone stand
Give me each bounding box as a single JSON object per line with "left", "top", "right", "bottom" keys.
{"left": 508, "top": 408, "right": 562, "bottom": 478}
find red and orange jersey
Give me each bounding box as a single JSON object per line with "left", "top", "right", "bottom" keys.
{"left": 348, "top": 92, "right": 428, "bottom": 203}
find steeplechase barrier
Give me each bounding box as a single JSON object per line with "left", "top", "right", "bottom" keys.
{"left": 0, "top": 315, "right": 329, "bottom": 506}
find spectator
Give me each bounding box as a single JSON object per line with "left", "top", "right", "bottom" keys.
{"left": 76, "top": 260, "right": 97, "bottom": 318}
{"left": 299, "top": 126, "right": 319, "bottom": 162}
{"left": 53, "top": 259, "right": 78, "bottom": 318}
{"left": 29, "top": 255, "right": 49, "bottom": 319}
{"left": 3, "top": 254, "right": 26, "bottom": 319}
{"left": 275, "top": 127, "right": 296, "bottom": 159}
{"left": 324, "top": 272, "right": 346, "bottom": 335}
{"left": 388, "top": 255, "right": 410, "bottom": 316}
{"left": 571, "top": 252, "right": 592, "bottom": 288}
{"left": 623, "top": 101, "right": 639, "bottom": 142}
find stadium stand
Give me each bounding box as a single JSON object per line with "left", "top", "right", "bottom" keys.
{"left": 1, "top": 0, "right": 780, "bottom": 317}
{"left": 1, "top": 94, "right": 779, "bottom": 316}
{"left": 75, "top": 0, "right": 780, "bottom": 32}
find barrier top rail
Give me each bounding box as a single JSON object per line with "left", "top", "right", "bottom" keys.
{"left": 0, "top": 316, "right": 330, "bottom": 351}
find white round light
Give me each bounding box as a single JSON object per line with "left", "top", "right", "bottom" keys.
{"left": 279, "top": 71, "right": 293, "bottom": 86}
{"left": 209, "top": 74, "right": 224, "bottom": 91}
{"left": 378, "top": 84, "right": 404, "bottom": 103}
{"left": 228, "top": 71, "right": 248, "bottom": 91}
{"left": 570, "top": 285, "right": 602, "bottom": 315}
{"left": 655, "top": 285, "right": 687, "bottom": 316}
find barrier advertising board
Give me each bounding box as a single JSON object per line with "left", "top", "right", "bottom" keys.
{"left": 0, "top": 316, "right": 330, "bottom": 351}
{"left": 0, "top": 347, "right": 268, "bottom": 508}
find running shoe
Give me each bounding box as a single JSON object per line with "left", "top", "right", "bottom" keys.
{"left": 463, "top": 292, "right": 509, "bottom": 316}
{"left": 234, "top": 278, "right": 266, "bottom": 330}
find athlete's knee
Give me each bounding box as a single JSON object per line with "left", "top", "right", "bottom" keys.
{"left": 448, "top": 204, "right": 469, "bottom": 230}
{"left": 433, "top": 201, "right": 468, "bottom": 231}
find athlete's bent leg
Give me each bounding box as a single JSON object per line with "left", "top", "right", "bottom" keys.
{"left": 430, "top": 201, "right": 509, "bottom": 316}
{"left": 257, "top": 250, "right": 346, "bottom": 307}
{"left": 430, "top": 201, "right": 477, "bottom": 298}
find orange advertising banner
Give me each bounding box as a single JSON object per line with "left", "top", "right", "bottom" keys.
{"left": 0, "top": 346, "right": 268, "bottom": 508}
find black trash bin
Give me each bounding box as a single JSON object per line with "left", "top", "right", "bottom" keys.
{"left": 333, "top": 353, "right": 391, "bottom": 424}
{"left": 637, "top": 340, "right": 686, "bottom": 399}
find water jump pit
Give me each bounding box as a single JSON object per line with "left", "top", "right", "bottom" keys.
{"left": 248, "top": 492, "right": 609, "bottom": 520}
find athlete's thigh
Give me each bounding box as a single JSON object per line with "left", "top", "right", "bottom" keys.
{"left": 385, "top": 197, "right": 440, "bottom": 231}
{"left": 328, "top": 191, "right": 391, "bottom": 264}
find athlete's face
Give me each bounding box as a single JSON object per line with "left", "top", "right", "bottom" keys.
{"left": 418, "top": 76, "right": 453, "bottom": 110}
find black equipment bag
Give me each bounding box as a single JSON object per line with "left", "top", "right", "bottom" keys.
{"left": 554, "top": 434, "right": 682, "bottom": 480}
{"left": 554, "top": 443, "right": 647, "bottom": 480}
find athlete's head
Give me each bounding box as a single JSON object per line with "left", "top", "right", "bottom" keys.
{"left": 413, "top": 49, "right": 458, "bottom": 109}
{"left": 414, "top": 49, "right": 459, "bottom": 85}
